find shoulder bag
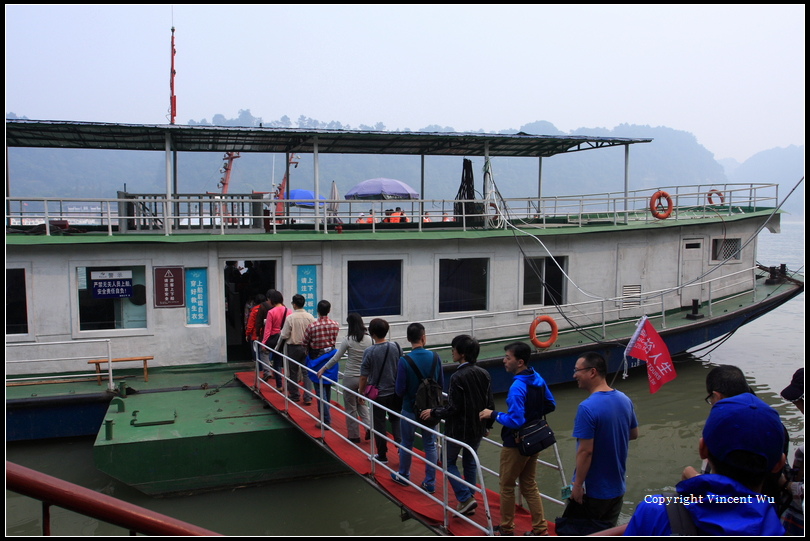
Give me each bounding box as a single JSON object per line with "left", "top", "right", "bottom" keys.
{"left": 514, "top": 385, "right": 556, "bottom": 456}
{"left": 363, "top": 343, "right": 393, "bottom": 400}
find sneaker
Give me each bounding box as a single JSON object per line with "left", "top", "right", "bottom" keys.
{"left": 391, "top": 472, "right": 409, "bottom": 486}
{"left": 364, "top": 429, "right": 371, "bottom": 441}
{"left": 420, "top": 481, "right": 435, "bottom": 494}
{"left": 493, "top": 526, "right": 514, "bottom": 536}
{"left": 348, "top": 437, "right": 361, "bottom": 444}
{"left": 457, "top": 498, "right": 478, "bottom": 516}
{"left": 372, "top": 454, "right": 387, "bottom": 464}
{"left": 303, "top": 400, "right": 313, "bottom": 406}
{"left": 523, "top": 531, "right": 549, "bottom": 536}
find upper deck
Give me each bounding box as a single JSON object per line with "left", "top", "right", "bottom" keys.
{"left": 5, "top": 182, "right": 784, "bottom": 244}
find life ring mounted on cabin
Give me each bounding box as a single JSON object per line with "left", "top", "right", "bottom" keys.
{"left": 529, "top": 315, "right": 559, "bottom": 349}
{"left": 707, "top": 189, "right": 725, "bottom": 205}
{"left": 650, "top": 190, "right": 673, "bottom": 220}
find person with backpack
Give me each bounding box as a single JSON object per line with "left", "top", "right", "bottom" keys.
{"left": 480, "top": 341, "right": 556, "bottom": 536}
{"left": 391, "top": 322, "right": 444, "bottom": 494}
{"left": 421, "top": 334, "right": 495, "bottom": 516}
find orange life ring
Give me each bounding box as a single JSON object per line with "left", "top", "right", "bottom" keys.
{"left": 650, "top": 190, "right": 673, "bottom": 220}
{"left": 707, "top": 189, "right": 725, "bottom": 205}
{"left": 529, "top": 315, "right": 558, "bottom": 349}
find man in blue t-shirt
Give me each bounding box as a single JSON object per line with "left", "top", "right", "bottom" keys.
{"left": 391, "top": 322, "right": 444, "bottom": 493}
{"left": 562, "top": 351, "right": 639, "bottom": 529}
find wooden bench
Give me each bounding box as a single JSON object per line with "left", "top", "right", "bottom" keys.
{"left": 88, "top": 356, "right": 153, "bottom": 385}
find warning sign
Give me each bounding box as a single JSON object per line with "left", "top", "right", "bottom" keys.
{"left": 154, "top": 266, "right": 185, "bottom": 307}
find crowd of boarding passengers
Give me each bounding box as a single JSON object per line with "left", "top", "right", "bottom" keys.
{"left": 242, "top": 291, "right": 803, "bottom": 536}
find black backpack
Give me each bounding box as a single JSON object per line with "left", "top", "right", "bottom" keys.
{"left": 404, "top": 353, "right": 443, "bottom": 427}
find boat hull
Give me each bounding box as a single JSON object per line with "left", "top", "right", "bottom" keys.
{"left": 468, "top": 280, "right": 804, "bottom": 393}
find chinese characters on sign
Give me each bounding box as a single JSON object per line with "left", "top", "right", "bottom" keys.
{"left": 297, "top": 265, "right": 319, "bottom": 317}
{"left": 90, "top": 270, "right": 133, "bottom": 299}
{"left": 154, "top": 267, "right": 185, "bottom": 307}
{"left": 185, "top": 268, "right": 209, "bottom": 325}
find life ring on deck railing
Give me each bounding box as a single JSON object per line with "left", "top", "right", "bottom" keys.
{"left": 707, "top": 189, "right": 725, "bottom": 205}
{"left": 529, "top": 315, "right": 558, "bottom": 349}
{"left": 650, "top": 190, "right": 673, "bottom": 220}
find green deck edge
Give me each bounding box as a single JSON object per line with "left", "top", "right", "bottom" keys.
{"left": 5, "top": 208, "right": 779, "bottom": 246}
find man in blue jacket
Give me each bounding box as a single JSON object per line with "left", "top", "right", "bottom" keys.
{"left": 481, "top": 341, "right": 556, "bottom": 536}
{"left": 624, "top": 392, "right": 786, "bottom": 535}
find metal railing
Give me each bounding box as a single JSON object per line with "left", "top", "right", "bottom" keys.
{"left": 6, "top": 461, "right": 221, "bottom": 536}
{"left": 252, "top": 341, "right": 568, "bottom": 535}
{"left": 5, "top": 183, "right": 779, "bottom": 236}
{"left": 381, "top": 265, "right": 764, "bottom": 350}
{"left": 5, "top": 339, "right": 115, "bottom": 392}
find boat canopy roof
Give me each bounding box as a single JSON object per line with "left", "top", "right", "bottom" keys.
{"left": 6, "top": 119, "right": 651, "bottom": 158}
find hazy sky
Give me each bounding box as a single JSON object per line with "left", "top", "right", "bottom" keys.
{"left": 5, "top": 4, "right": 805, "bottom": 163}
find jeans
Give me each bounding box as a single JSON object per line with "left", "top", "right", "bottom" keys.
{"left": 398, "top": 410, "right": 437, "bottom": 487}
{"left": 316, "top": 383, "right": 332, "bottom": 425}
{"left": 446, "top": 437, "right": 482, "bottom": 503}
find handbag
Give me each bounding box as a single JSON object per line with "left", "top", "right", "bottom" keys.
{"left": 514, "top": 417, "right": 556, "bottom": 456}
{"left": 363, "top": 342, "right": 393, "bottom": 401}
{"left": 363, "top": 384, "right": 380, "bottom": 400}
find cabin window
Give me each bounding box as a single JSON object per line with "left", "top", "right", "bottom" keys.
{"left": 77, "top": 266, "right": 147, "bottom": 331}
{"left": 439, "top": 258, "right": 488, "bottom": 312}
{"left": 712, "top": 238, "right": 742, "bottom": 261}
{"left": 6, "top": 268, "right": 29, "bottom": 335}
{"left": 523, "top": 256, "right": 566, "bottom": 306}
{"left": 347, "top": 260, "right": 402, "bottom": 316}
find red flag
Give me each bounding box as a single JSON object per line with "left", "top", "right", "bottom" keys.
{"left": 625, "top": 316, "right": 676, "bottom": 393}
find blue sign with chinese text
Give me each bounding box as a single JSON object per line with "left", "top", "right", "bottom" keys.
{"left": 185, "top": 268, "right": 209, "bottom": 325}
{"left": 297, "top": 265, "right": 318, "bottom": 317}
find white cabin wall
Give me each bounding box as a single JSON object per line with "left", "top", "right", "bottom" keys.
{"left": 6, "top": 243, "right": 228, "bottom": 375}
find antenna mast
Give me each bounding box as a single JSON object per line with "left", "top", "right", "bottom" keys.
{"left": 169, "top": 26, "right": 177, "bottom": 124}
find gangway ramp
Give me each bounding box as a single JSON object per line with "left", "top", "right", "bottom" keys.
{"left": 235, "top": 356, "right": 565, "bottom": 536}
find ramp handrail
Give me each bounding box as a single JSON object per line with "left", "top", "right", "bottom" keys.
{"left": 253, "top": 341, "right": 568, "bottom": 535}
{"left": 6, "top": 461, "right": 221, "bottom": 536}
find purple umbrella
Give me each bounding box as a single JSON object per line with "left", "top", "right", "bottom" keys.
{"left": 344, "top": 178, "right": 419, "bottom": 200}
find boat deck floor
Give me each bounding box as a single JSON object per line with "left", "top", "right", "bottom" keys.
{"left": 234, "top": 370, "right": 557, "bottom": 536}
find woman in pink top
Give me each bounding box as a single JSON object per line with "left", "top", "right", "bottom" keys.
{"left": 262, "top": 290, "right": 290, "bottom": 388}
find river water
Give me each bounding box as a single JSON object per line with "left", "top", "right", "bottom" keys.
{"left": 6, "top": 221, "right": 804, "bottom": 536}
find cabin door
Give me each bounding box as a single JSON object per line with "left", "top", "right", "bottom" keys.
{"left": 224, "top": 259, "right": 277, "bottom": 362}
{"left": 679, "top": 238, "right": 706, "bottom": 307}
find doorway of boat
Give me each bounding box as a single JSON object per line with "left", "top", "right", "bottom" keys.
{"left": 679, "top": 237, "right": 706, "bottom": 308}
{"left": 224, "top": 259, "right": 277, "bottom": 362}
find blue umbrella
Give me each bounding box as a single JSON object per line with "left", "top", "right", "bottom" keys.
{"left": 344, "top": 178, "right": 419, "bottom": 200}
{"left": 287, "top": 189, "right": 326, "bottom": 207}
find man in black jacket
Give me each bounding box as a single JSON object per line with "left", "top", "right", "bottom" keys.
{"left": 422, "top": 334, "right": 494, "bottom": 516}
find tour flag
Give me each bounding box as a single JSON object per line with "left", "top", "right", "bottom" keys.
{"left": 624, "top": 315, "right": 676, "bottom": 393}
